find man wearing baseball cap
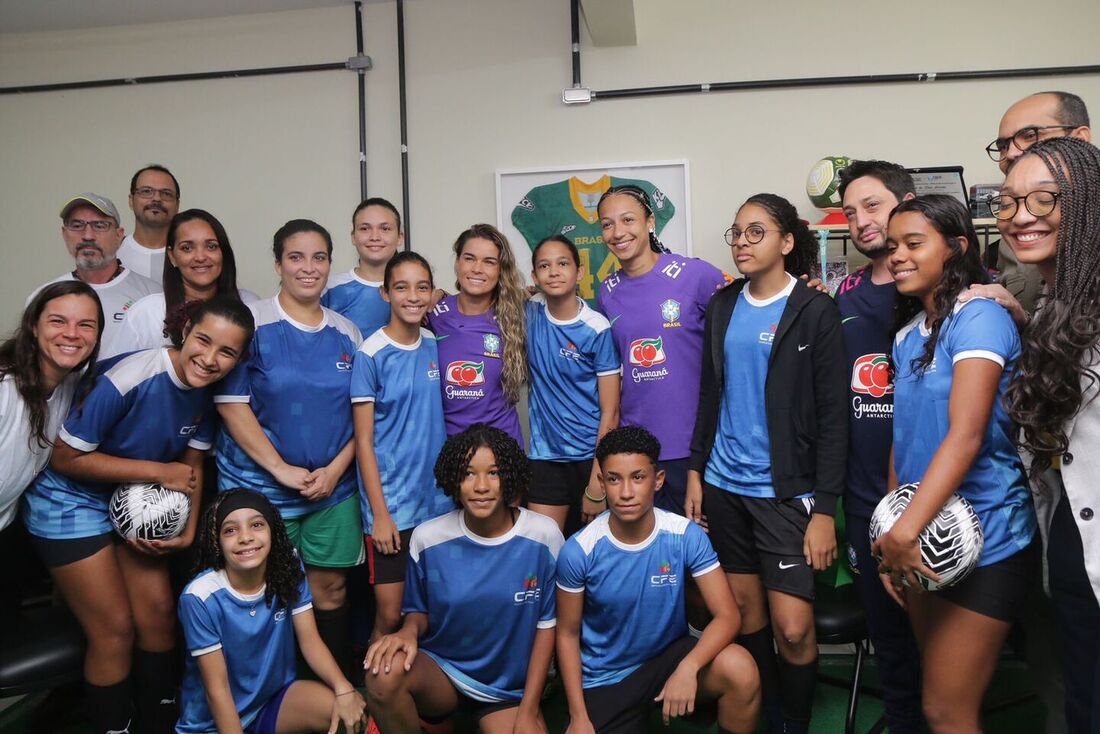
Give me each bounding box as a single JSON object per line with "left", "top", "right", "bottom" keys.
{"left": 29, "top": 193, "right": 160, "bottom": 360}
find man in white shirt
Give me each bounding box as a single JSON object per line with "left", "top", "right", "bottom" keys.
{"left": 30, "top": 193, "right": 160, "bottom": 360}
{"left": 117, "top": 164, "right": 180, "bottom": 281}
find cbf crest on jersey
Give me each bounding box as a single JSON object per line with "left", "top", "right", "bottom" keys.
{"left": 483, "top": 333, "right": 501, "bottom": 357}
{"left": 660, "top": 299, "right": 681, "bottom": 327}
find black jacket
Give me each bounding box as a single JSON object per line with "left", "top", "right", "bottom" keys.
{"left": 689, "top": 278, "right": 848, "bottom": 516}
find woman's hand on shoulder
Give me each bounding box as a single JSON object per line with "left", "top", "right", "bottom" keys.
{"left": 364, "top": 627, "right": 419, "bottom": 675}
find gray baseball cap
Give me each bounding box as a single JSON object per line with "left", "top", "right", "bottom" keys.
{"left": 59, "top": 193, "right": 121, "bottom": 224}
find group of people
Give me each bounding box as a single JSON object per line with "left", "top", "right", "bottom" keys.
{"left": 0, "top": 87, "right": 1097, "bottom": 734}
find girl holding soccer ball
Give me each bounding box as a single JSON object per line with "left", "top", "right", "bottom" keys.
{"left": 876, "top": 194, "right": 1037, "bottom": 733}
{"left": 23, "top": 297, "right": 254, "bottom": 734}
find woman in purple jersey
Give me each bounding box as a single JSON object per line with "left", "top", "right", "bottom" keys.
{"left": 428, "top": 224, "right": 527, "bottom": 445}
{"left": 595, "top": 185, "right": 728, "bottom": 515}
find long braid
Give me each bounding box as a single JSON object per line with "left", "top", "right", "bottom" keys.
{"left": 1006, "top": 137, "right": 1100, "bottom": 477}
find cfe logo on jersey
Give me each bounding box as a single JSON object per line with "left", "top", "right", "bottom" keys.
{"left": 629, "top": 337, "right": 669, "bottom": 384}
{"left": 336, "top": 352, "right": 353, "bottom": 371}
{"left": 759, "top": 324, "right": 777, "bottom": 346}
{"left": 514, "top": 573, "right": 541, "bottom": 604}
{"left": 660, "top": 299, "right": 681, "bottom": 328}
{"left": 559, "top": 341, "right": 583, "bottom": 362}
{"left": 178, "top": 414, "right": 203, "bottom": 437}
{"left": 851, "top": 354, "right": 892, "bottom": 398}
{"left": 651, "top": 560, "right": 678, "bottom": 587}
{"left": 445, "top": 361, "right": 486, "bottom": 400}
{"left": 427, "top": 360, "right": 440, "bottom": 381}
{"left": 113, "top": 297, "right": 139, "bottom": 323}
{"left": 483, "top": 333, "right": 501, "bottom": 358}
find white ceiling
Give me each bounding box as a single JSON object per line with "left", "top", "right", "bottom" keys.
{"left": 0, "top": 0, "right": 358, "bottom": 34}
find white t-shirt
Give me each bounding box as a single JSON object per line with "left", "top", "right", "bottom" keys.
{"left": 115, "top": 290, "right": 262, "bottom": 354}
{"left": 28, "top": 269, "right": 162, "bottom": 361}
{"left": 0, "top": 372, "right": 81, "bottom": 530}
{"left": 118, "top": 234, "right": 166, "bottom": 282}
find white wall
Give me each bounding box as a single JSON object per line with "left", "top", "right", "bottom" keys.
{"left": 2, "top": 0, "right": 1099, "bottom": 330}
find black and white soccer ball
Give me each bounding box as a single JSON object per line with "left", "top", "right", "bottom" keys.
{"left": 109, "top": 482, "right": 190, "bottom": 541}
{"left": 868, "top": 482, "right": 983, "bottom": 591}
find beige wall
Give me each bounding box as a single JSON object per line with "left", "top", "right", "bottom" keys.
{"left": 2, "top": 0, "right": 1099, "bottom": 330}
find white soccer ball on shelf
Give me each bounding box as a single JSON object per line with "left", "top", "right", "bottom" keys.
{"left": 109, "top": 482, "right": 191, "bottom": 541}
{"left": 868, "top": 482, "right": 983, "bottom": 591}
{"left": 806, "top": 155, "right": 853, "bottom": 212}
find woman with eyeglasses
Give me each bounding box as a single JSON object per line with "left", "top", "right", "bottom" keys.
{"left": 1000, "top": 137, "right": 1100, "bottom": 732}
{"left": 116, "top": 210, "right": 259, "bottom": 357}
{"left": 689, "top": 193, "right": 845, "bottom": 734}
{"left": 595, "top": 185, "right": 729, "bottom": 519}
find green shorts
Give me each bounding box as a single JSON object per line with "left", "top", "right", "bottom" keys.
{"left": 283, "top": 494, "right": 365, "bottom": 568}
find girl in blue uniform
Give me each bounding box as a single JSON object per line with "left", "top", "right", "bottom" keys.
{"left": 690, "top": 194, "right": 846, "bottom": 734}
{"left": 215, "top": 220, "right": 364, "bottom": 678}
{"left": 365, "top": 424, "right": 562, "bottom": 734}
{"left": 875, "top": 195, "right": 1037, "bottom": 734}
{"left": 24, "top": 297, "right": 255, "bottom": 734}
{"left": 178, "top": 489, "right": 366, "bottom": 734}
{"left": 352, "top": 251, "right": 454, "bottom": 638}
{"left": 526, "top": 235, "right": 620, "bottom": 533}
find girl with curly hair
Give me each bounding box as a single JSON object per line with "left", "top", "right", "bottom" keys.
{"left": 178, "top": 489, "right": 367, "bottom": 734}
{"left": 1001, "top": 136, "right": 1100, "bottom": 731}
{"left": 428, "top": 224, "right": 527, "bottom": 446}
{"left": 365, "top": 424, "right": 563, "bottom": 733}
{"left": 875, "top": 194, "right": 1037, "bottom": 734}
{"left": 352, "top": 252, "right": 453, "bottom": 638}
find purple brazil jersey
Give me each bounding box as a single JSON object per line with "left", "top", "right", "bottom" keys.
{"left": 597, "top": 254, "right": 728, "bottom": 460}
{"left": 428, "top": 295, "right": 523, "bottom": 446}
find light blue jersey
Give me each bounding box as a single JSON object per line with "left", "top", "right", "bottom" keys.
{"left": 892, "top": 297, "right": 1036, "bottom": 567}
{"left": 556, "top": 509, "right": 720, "bottom": 688}
{"left": 404, "top": 508, "right": 563, "bottom": 702}
{"left": 215, "top": 298, "right": 362, "bottom": 518}
{"left": 24, "top": 348, "right": 215, "bottom": 540}
{"left": 350, "top": 328, "right": 453, "bottom": 534}
{"left": 177, "top": 568, "right": 312, "bottom": 734}
{"left": 525, "top": 295, "right": 620, "bottom": 461}
{"left": 705, "top": 277, "right": 795, "bottom": 498}
{"left": 322, "top": 270, "right": 391, "bottom": 337}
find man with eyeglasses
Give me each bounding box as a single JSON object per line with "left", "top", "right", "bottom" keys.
{"left": 117, "top": 164, "right": 181, "bottom": 281}
{"left": 29, "top": 193, "right": 160, "bottom": 360}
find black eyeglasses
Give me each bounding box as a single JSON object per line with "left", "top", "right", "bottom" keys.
{"left": 988, "top": 190, "right": 1061, "bottom": 220}
{"left": 985, "top": 125, "right": 1077, "bottom": 162}
{"left": 725, "top": 224, "right": 779, "bottom": 246}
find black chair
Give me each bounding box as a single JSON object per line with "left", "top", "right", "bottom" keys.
{"left": 0, "top": 603, "right": 86, "bottom": 699}
{"left": 814, "top": 582, "right": 885, "bottom": 734}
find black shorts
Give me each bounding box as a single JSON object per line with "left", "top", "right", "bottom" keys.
{"left": 704, "top": 483, "right": 815, "bottom": 601}
{"left": 583, "top": 636, "right": 713, "bottom": 733}
{"left": 528, "top": 459, "right": 593, "bottom": 506}
{"left": 936, "top": 537, "right": 1040, "bottom": 622}
{"left": 30, "top": 531, "right": 119, "bottom": 568}
{"left": 367, "top": 528, "right": 414, "bottom": 585}
{"left": 655, "top": 458, "right": 690, "bottom": 516}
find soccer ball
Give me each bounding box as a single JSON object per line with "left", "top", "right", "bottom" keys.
{"left": 868, "top": 482, "right": 983, "bottom": 591}
{"left": 109, "top": 482, "right": 191, "bottom": 541}
{"left": 806, "top": 156, "right": 853, "bottom": 211}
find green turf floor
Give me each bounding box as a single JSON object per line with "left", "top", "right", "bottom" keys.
{"left": 0, "top": 652, "right": 1047, "bottom": 733}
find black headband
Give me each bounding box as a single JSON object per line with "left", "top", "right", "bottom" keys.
{"left": 216, "top": 489, "right": 276, "bottom": 530}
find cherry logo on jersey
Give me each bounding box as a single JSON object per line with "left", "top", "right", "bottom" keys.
{"left": 851, "top": 354, "right": 892, "bottom": 398}
{"left": 446, "top": 361, "right": 485, "bottom": 387}
{"left": 651, "top": 560, "right": 678, "bottom": 586}
{"left": 629, "top": 337, "right": 666, "bottom": 368}
{"left": 336, "top": 352, "right": 353, "bottom": 371}
{"left": 514, "top": 573, "right": 541, "bottom": 604}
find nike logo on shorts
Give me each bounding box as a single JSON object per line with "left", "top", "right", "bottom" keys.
{"left": 778, "top": 561, "right": 800, "bottom": 570}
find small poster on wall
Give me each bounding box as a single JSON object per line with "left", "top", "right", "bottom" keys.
{"left": 496, "top": 160, "right": 691, "bottom": 306}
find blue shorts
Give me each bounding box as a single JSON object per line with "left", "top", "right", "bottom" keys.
{"left": 245, "top": 682, "right": 294, "bottom": 734}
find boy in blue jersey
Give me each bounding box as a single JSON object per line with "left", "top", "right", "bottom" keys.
{"left": 556, "top": 426, "right": 759, "bottom": 734}
{"left": 322, "top": 197, "right": 405, "bottom": 336}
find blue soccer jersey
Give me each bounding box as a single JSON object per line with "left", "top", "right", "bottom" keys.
{"left": 892, "top": 298, "right": 1036, "bottom": 567}
{"left": 322, "top": 270, "right": 391, "bottom": 337}
{"left": 705, "top": 277, "right": 795, "bottom": 498}
{"left": 556, "top": 509, "right": 720, "bottom": 687}
{"left": 177, "top": 568, "right": 313, "bottom": 734}
{"left": 215, "top": 298, "right": 362, "bottom": 518}
{"left": 525, "top": 294, "right": 620, "bottom": 461}
{"left": 403, "top": 508, "right": 563, "bottom": 702}
{"left": 350, "top": 327, "right": 453, "bottom": 534}
{"left": 24, "top": 348, "right": 215, "bottom": 540}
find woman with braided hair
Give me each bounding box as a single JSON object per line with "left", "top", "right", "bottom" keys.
{"left": 1001, "top": 136, "right": 1100, "bottom": 732}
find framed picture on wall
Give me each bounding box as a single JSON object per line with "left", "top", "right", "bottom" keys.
{"left": 495, "top": 160, "right": 691, "bottom": 306}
